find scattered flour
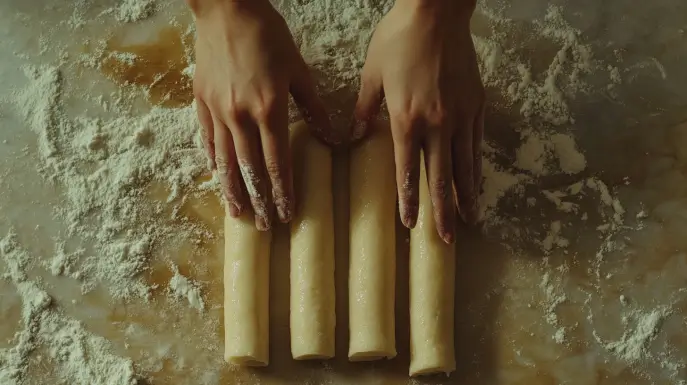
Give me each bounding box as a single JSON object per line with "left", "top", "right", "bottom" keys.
{"left": 513, "top": 130, "right": 586, "bottom": 176}
{"left": 283, "top": 0, "right": 392, "bottom": 87}
{"left": 479, "top": 156, "right": 528, "bottom": 221}
{"left": 515, "top": 131, "right": 551, "bottom": 176}
{"left": 168, "top": 264, "right": 205, "bottom": 312}
{"left": 594, "top": 307, "right": 671, "bottom": 364}
{"left": 475, "top": 4, "right": 599, "bottom": 126}
{"left": 539, "top": 259, "right": 569, "bottom": 344}
{"left": 115, "top": 0, "right": 156, "bottom": 23}
{"left": 0, "top": 231, "right": 137, "bottom": 385}
{"left": 6, "top": 64, "right": 209, "bottom": 302}
{"left": 551, "top": 133, "right": 587, "bottom": 174}
{"left": 540, "top": 220, "right": 570, "bottom": 253}
{"left": 46, "top": 242, "right": 84, "bottom": 279}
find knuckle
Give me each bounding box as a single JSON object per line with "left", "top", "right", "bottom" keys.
{"left": 221, "top": 179, "right": 239, "bottom": 199}
{"left": 193, "top": 88, "right": 203, "bottom": 101}
{"left": 215, "top": 156, "right": 234, "bottom": 174}
{"left": 263, "top": 157, "right": 282, "bottom": 180}
{"left": 359, "top": 72, "right": 377, "bottom": 91}
{"left": 430, "top": 177, "right": 450, "bottom": 199}
{"left": 402, "top": 192, "right": 419, "bottom": 208}
{"left": 192, "top": 81, "right": 204, "bottom": 99}
{"left": 392, "top": 110, "right": 420, "bottom": 133}
{"left": 425, "top": 104, "right": 449, "bottom": 127}
{"left": 225, "top": 104, "right": 243, "bottom": 123}
{"left": 199, "top": 126, "right": 209, "bottom": 140}
{"left": 253, "top": 94, "right": 278, "bottom": 124}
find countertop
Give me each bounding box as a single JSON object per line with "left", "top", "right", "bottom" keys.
{"left": 1, "top": 0, "right": 686, "bottom": 384}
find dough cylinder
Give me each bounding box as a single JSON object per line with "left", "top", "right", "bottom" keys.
{"left": 224, "top": 207, "right": 271, "bottom": 366}
{"left": 348, "top": 121, "right": 397, "bottom": 361}
{"left": 289, "top": 121, "right": 336, "bottom": 360}
{"left": 409, "top": 159, "right": 456, "bottom": 376}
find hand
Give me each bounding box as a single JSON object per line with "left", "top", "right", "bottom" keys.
{"left": 191, "top": 0, "right": 331, "bottom": 230}
{"left": 354, "top": 0, "right": 485, "bottom": 243}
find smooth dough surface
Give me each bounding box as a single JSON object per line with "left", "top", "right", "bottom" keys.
{"left": 224, "top": 208, "right": 271, "bottom": 366}
{"left": 289, "top": 121, "right": 336, "bottom": 360}
{"left": 409, "top": 158, "right": 456, "bottom": 376}
{"left": 348, "top": 121, "right": 397, "bottom": 361}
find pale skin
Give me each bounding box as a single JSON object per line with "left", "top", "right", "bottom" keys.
{"left": 188, "top": 0, "right": 485, "bottom": 243}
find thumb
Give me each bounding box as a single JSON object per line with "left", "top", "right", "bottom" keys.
{"left": 290, "top": 63, "right": 334, "bottom": 144}
{"left": 352, "top": 71, "right": 383, "bottom": 142}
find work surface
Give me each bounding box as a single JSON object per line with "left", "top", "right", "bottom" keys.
{"left": 1, "top": 0, "right": 687, "bottom": 384}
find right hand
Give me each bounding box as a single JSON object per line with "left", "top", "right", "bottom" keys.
{"left": 353, "top": 0, "right": 484, "bottom": 243}
{"left": 190, "top": 0, "right": 331, "bottom": 230}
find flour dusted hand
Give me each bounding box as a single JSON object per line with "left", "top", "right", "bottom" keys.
{"left": 189, "top": 0, "right": 331, "bottom": 230}
{"left": 354, "top": 0, "right": 485, "bottom": 243}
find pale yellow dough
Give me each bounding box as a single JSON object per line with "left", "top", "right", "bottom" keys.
{"left": 289, "top": 121, "right": 336, "bottom": 360}
{"left": 348, "top": 121, "right": 397, "bottom": 361}
{"left": 408, "top": 158, "right": 456, "bottom": 376}
{"left": 223, "top": 208, "right": 271, "bottom": 366}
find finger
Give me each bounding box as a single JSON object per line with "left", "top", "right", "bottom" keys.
{"left": 228, "top": 113, "right": 272, "bottom": 231}
{"left": 352, "top": 69, "right": 383, "bottom": 142}
{"left": 255, "top": 96, "right": 293, "bottom": 223}
{"left": 452, "top": 117, "right": 477, "bottom": 226}
{"left": 196, "top": 99, "right": 216, "bottom": 170}
{"left": 472, "top": 101, "right": 486, "bottom": 218}
{"left": 213, "top": 116, "right": 244, "bottom": 218}
{"left": 290, "top": 62, "right": 333, "bottom": 144}
{"left": 390, "top": 114, "right": 421, "bottom": 229}
{"left": 425, "top": 130, "right": 456, "bottom": 244}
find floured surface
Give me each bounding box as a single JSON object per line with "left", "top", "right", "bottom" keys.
{"left": 1, "top": 0, "right": 687, "bottom": 384}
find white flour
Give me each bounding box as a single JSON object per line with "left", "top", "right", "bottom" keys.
{"left": 8, "top": 64, "right": 208, "bottom": 301}
{"left": 594, "top": 307, "right": 671, "bottom": 363}
{"left": 539, "top": 260, "right": 569, "bottom": 344}
{"left": 282, "top": 0, "right": 392, "bottom": 87}
{"left": 0, "top": 0, "right": 678, "bottom": 383}
{"left": 0, "top": 231, "right": 137, "bottom": 385}
{"left": 168, "top": 264, "right": 205, "bottom": 312}
{"left": 114, "top": 0, "right": 156, "bottom": 23}
{"left": 513, "top": 130, "right": 586, "bottom": 176}
{"left": 474, "top": 5, "right": 603, "bottom": 126}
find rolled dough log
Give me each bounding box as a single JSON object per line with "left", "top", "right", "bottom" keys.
{"left": 409, "top": 158, "right": 456, "bottom": 376}
{"left": 348, "top": 121, "right": 397, "bottom": 361}
{"left": 289, "top": 121, "right": 336, "bottom": 360}
{"left": 224, "top": 207, "right": 271, "bottom": 366}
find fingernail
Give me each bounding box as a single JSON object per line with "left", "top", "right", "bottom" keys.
{"left": 256, "top": 215, "right": 270, "bottom": 231}
{"left": 403, "top": 214, "right": 417, "bottom": 229}
{"left": 276, "top": 201, "right": 292, "bottom": 223}
{"left": 401, "top": 203, "right": 418, "bottom": 228}
{"left": 228, "top": 202, "right": 240, "bottom": 218}
{"left": 351, "top": 119, "right": 367, "bottom": 142}
{"left": 442, "top": 231, "right": 455, "bottom": 244}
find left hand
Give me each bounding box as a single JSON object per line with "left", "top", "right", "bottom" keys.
{"left": 353, "top": 0, "right": 485, "bottom": 244}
